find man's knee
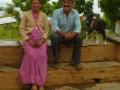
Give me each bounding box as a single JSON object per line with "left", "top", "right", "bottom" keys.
{"left": 75, "top": 35, "right": 82, "bottom": 42}
{"left": 73, "top": 35, "right": 82, "bottom": 46}
{"left": 51, "top": 34, "right": 61, "bottom": 40}
{"left": 51, "top": 34, "right": 63, "bottom": 44}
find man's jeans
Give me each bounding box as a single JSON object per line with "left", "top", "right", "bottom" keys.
{"left": 51, "top": 34, "right": 82, "bottom": 65}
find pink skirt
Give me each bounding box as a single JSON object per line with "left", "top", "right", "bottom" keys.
{"left": 19, "top": 27, "right": 48, "bottom": 86}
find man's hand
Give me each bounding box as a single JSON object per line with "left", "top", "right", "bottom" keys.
{"left": 56, "top": 31, "right": 78, "bottom": 40}
{"left": 26, "top": 39, "right": 36, "bottom": 47}
{"left": 64, "top": 32, "right": 78, "bottom": 40}
{"left": 56, "top": 31, "right": 65, "bottom": 37}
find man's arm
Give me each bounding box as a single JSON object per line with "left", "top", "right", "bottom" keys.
{"left": 65, "top": 11, "right": 81, "bottom": 39}
{"left": 74, "top": 11, "right": 81, "bottom": 34}
{"left": 51, "top": 10, "right": 61, "bottom": 33}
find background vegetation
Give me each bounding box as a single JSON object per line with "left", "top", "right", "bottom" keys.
{"left": 0, "top": 0, "right": 120, "bottom": 40}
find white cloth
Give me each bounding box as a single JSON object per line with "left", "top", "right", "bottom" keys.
{"left": 115, "top": 21, "right": 120, "bottom": 36}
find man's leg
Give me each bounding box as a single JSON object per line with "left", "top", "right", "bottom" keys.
{"left": 51, "top": 34, "right": 63, "bottom": 68}
{"left": 101, "top": 30, "right": 106, "bottom": 41}
{"left": 72, "top": 35, "right": 82, "bottom": 69}
{"left": 99, "top": 29, "right": 107, "bottom": 45}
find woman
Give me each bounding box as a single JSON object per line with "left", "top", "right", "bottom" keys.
{"left": 19, "top": 0, "right": 49, "bottom": 90}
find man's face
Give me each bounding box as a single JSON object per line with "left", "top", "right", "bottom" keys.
{"left": 63, "top": 0, "right": 73, "bottom": 13}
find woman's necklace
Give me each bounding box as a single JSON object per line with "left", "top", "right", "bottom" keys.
{"left": 33, "top": 12, "right": 39, "bottom": 19}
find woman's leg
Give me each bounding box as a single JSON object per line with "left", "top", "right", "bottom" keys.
{"left": 38, "top": 86, "right": 44, "bottom": 90}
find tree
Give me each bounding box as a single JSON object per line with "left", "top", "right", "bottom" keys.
{"left": 59, "top": 0, "right": 94, "bottom": 17}
{"left": 74, "top": 0, "right": 85, "bottom": 13}
{"left": 84, "top": 0, "right": 94, "bottom": 17}
{"left": 74, "top": 0, "right": 94, "bottom": 17}
{"left": 0, "top": 7, "right": 2, "bottom": 11}
{"left": 42, "top": 1, "right": 60, "bottom": 16}
{"left": 98, "top": 0, "right": 120, "bottom": 29}
{"left": 4, "top": 0, "right": 95, "bottom": 21}
{"left": 4, "top": 0, "right": 57, "bottom": 22}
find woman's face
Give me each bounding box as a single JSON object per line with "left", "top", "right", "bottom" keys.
{"left": 32, "top": 0, "right": 41, "bottom": 11}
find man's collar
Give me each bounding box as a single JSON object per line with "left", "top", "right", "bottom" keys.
{"left": 60, "top": 8, "right": 74, "bottom": 14}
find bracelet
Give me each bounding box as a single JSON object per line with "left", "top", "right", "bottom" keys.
{"left": 42, "top": 38, "right": 46, "bottom": 43}
{"left": 38, "top": 38, "right": 45, "bottom": 43}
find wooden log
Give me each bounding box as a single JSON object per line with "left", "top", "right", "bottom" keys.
{"left": 0, "top": 62, "right": 120, "bottom": 90}
{"left": 0, "top": 43, "right": 118, "bottom": 67}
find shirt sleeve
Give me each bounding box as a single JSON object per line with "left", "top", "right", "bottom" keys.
{"left": 43, "top": 14, "right": 50, "bottom": 39}
{"left": 74, "top": 11, "right": 81, "bottom": 33}
{"left": 51, "top": 10, "right": 61, "bottom": 33}
{"left": 19, "top": 13, "right": 29, "bottom": 41}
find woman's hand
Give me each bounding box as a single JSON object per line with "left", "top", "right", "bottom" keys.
{"left": 35, "top": 38, "right": 45, "bottom": 48}
{"left": 26, "top": 39, "right": 36, "bottom": 47}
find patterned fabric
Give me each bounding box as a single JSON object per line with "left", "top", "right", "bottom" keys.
{"left": 19, "top": 26, "right": 48, "bottom": 86}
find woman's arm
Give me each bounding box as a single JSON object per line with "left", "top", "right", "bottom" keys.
{"left": 19, "top": 13, "right": 29, "bottom": 41}
{"left": 43, "top": 14, "right": 50, "bottom": 40}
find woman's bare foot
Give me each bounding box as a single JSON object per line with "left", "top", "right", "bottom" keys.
{"left": 31, "top": 85, "right": 37, "bottom": 90}
{"left": 39, "top": 86, "right": 45, "bottom": 90}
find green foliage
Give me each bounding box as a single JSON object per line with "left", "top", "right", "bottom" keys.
{"left": 1, "top": 0, "right": 102, "bottom": 40}
{"left": 4, "top": 0, "right": 57, "bottom": 22}
{"left": 0, "top": 7, "right": 2, "bottom": 11}
{"left": 84, "top": 0, "right": 94, "bottom": 17}
{"left": 42, "top": 1, "right": 60, "bottom": 16}
{"left": 0, "top": 23, "right": 20, "bottom": 40}
{"left": 98, "top": 0, "right": 120, "bottom": 30}
{"left": 1, "top": 0, "right": 60, "bottom": 40}
{"left": 3, "top": 0, "right": 95, "bottom": 21}
{"left": 74, "top": 0, "right": 94, "bottom": 17}
{"left": 74, "top": 0, "right": 85, "bottom": 13}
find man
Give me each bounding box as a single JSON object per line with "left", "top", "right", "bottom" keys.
{"left": 51, "top": 0, "right": 82, "bottom": 69}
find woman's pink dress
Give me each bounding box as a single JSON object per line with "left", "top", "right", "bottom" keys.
{"left": 19, "top": 25, "right": 48, "bottom": 86}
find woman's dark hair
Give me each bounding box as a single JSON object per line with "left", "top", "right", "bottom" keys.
{"left": 63, "top": 0, "right": 74, "bottom": 3}
{"left": 31, "top": 0, "right": 42, "bottom": 3}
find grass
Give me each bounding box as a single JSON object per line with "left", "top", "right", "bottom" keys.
{"left": 0, "top": 23, "right": 116, "bottom": 41}
{"left": 0, "top": 23, "right": 20, "bottom": 40}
